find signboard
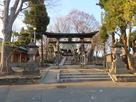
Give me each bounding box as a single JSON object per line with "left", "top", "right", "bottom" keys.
{"left": 106, "top": 54, "right": 113, "bottom": 62}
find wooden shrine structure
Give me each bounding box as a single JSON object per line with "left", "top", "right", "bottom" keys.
{"left": 43, "top": 31, "right": 98, "bottom": 67}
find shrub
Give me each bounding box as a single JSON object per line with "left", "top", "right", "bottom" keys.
{"left": 44, "top": 57, "right": 56, "bottom": 63}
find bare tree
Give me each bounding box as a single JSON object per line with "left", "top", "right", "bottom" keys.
{"left": 66, "top": 9, "right": 99, "bottom": 33}
{"left": 66, "top": 9, "right": 100, "bottom": 61}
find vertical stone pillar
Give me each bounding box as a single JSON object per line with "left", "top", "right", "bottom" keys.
{"left": 80, "top": 38, "right": 86, "bottom": 68}
{"left": 55, "top": 38, "right": 60, "bottom": 67}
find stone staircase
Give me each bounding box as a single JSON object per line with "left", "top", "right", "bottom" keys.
{"left": 64, "top": 57, "right": 72, "bottom": 65}
{"left": 57, "top": 68, "right": 112, "bottom": 82}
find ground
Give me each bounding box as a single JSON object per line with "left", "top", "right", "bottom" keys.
{"left": 0, "top": 67, "right": 47, "bottom": 85}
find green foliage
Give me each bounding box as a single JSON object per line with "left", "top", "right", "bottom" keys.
{"left": 12, "top": 32, "right": 19, "bottom": 36}
{"left": 98, "top": 0, "right": 109, "bottom": 9}
{"left": 16, "top": 27, "right": 32, "bottom": 45}
{"left": 44, "top": 57, "right": 56, "bottom": 63}
{"left": 48, "top": 44, "right": 54, "bottom": 52}
{"left": 98, "top": 0, "right": 136, "bottom": 47}
{"left": 5, "top": 41, "right": 26, "bottom": 47}
{"left": 99, "top": 0, "right": 136, "bottom": 27}
{"left": 98, "top": 24, "right": 109, "bottom": 43}
{"left": 130, "top": 30, "right": 136, "bottom": 48}
{"left": 23, "top": 0, "right": 50, "bottom": 38}
{"left": 130, "top": 30, "right": 136, "bottom": 41}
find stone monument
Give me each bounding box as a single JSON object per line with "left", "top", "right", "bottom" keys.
{"left": 109, "top": 40, "right": 128, "bottom": 74}
{"left": 22, "top": 42, "right": 40, "bottom": 75}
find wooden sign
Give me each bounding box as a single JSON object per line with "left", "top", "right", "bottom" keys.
{"left": 106, "top": 54, "right": 113, "bottom": 62}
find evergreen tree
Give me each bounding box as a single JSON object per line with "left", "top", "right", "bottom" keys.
{"left": 23, "top": 0, "right": 50, "bottom": 40}
{"left": 23, "top": 0, "right": 50, "bottom": 65}
{"left": 98, "top": 24, "right": 109, "bottom": 43}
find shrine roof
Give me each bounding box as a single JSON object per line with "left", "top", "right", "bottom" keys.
{"left": 44, "top": 31, "right": 98, "bottom": 38}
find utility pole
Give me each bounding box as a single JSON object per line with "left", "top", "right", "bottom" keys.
{"left": 33, "top": 28, "right": 36, "bottom": 43}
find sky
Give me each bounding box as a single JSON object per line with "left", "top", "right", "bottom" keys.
{"left": 0, "top": 0, "right": 103, "bottom": 38}
{"left": 47, "top": 0, "right": 103, "bottom": 23}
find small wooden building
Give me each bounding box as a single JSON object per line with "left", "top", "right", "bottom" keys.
{"left": 0, "top": 39, "right": 39, "bottom": 67}
{"left": 11, "top": 47, "right": 29, "bottom": 67}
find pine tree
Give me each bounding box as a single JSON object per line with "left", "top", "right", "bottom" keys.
{"left": 23, "top": 0, "right": 50, "bottom": 66}
{"left": 24, "top": 0, "right": 50, "bottom": 39}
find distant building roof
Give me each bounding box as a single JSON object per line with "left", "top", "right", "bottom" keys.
{"left": 19, "top": 46, "right": 28, "bottom": 51}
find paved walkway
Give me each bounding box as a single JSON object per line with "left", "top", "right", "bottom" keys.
{"left": 40, "top": 69, "right": 60, "bottom": 84}
{"left": 65, "top": 65, "right": 82, "bottom": 74}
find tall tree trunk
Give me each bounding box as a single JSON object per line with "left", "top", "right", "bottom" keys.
{"left": 1, "top": 31, "right": 12, "bottom": 74}
{"left": 126, "top": 22, "right": 135, "bottom": 70}
{"left": 1, "top": 0, "right": 13, "bottom": 73}
{"left": 127, "top": 22, "right": 131, "bottom": 50}
{"left": 123, "top": 46, "right": 135, "bottom": 70}
{"left": 120, "top": 24, "right": 135, "bottom": 70}
{"left": 111, "top": 32, "right": 115, "bottom": 44}
{"left": 1, "top": 0, "right": 13, "bottom": 74}
{"left": 0, "top": 0, "right": 27, "bottom": 74}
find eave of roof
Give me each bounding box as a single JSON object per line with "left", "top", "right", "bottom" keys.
{"left": 44, "top": 31, "right": 98, "bottom": 38}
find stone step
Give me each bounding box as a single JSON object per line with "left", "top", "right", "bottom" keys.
{"left": 59, "top": 78, "right": 111, "bottom": 82}
{"left": 60, "top": 75, "right": 110, "bottom": 78}
{"left": 64, "top": 62, "right": 71, "bottom": 65}
{"left": 64, "top": 61, "right": 71, "bottom": 63}
{"left": 59, "top": 65, "right": 67, "bottom": 69}
{"left": 64, "top": 63, "right": 72, "bottom": 65}
{"left": 58, "top": 72, "right": 112, "bottom": 82}
{"left": 64, "top": 62, "right": 71, "bottom": 64}
{"left": 60, "top": 73, "right": 108, "bottom": 76}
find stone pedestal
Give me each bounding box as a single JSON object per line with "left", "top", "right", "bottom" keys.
{"left": 55, "top": 51, "right": 59, "bottom": 65}
{"left": 113, "top": 60, "right": 128, "bottom": 74}
{"left": 23, "top": 60, "right": 39, "bottom": 75}
{"left": 22, "top": 42, "right": 40, "bottom": 75}
{"left": 133, "top": 58, "right": 136, "bottom": 69}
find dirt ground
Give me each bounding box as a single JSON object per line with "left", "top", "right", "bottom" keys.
{"left": 0, "top": 67, "right": 47, "bottom": 85}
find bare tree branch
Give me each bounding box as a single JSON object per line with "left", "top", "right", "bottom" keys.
{"left": 14, "top": 0, "right": 27, "bottom": 20}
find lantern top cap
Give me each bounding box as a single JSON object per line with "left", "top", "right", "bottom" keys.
{"left": 26, "top": 42, "right": 39, "bottom": 48}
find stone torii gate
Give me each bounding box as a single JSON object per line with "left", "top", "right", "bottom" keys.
{"left": 43, "top": 31, "right": 98, "bottom": 68}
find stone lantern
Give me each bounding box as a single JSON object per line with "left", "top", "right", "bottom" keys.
{"left": 22, "top": 42, "right": 40, "bottom": 75}
{"left": 110, "top": 41, "right": 128, "bottom": 74}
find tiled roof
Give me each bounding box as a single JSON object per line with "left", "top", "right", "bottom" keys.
{"left": 44, "top": 31, "right": 98, "bottom": 38}
{"left": 19, "top": 46, "right": 28, "bottom": 51}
